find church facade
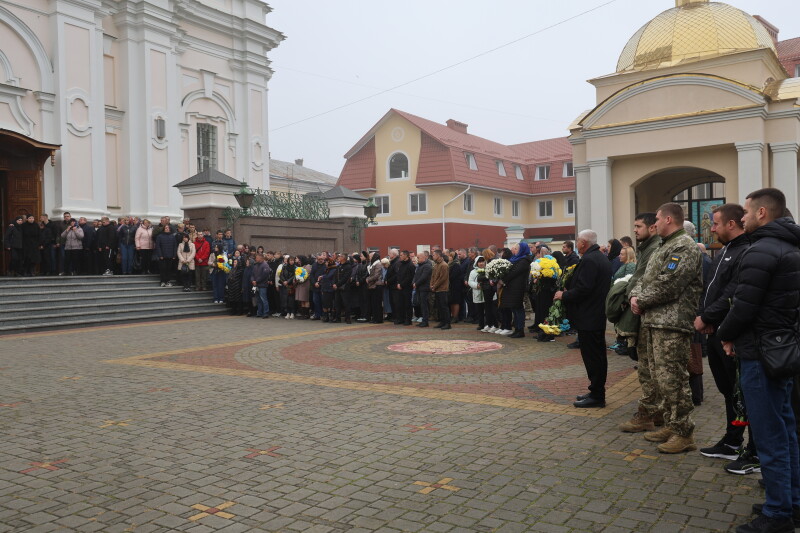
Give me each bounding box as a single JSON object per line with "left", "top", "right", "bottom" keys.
{"left": 570, "top": 0, "right": 800, "bottom": 248}
{"left": 0, "top": 0, "right": 282, "bottom": 224}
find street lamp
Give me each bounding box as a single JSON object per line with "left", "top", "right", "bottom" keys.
{"left": 352, "top": 197, "right": 380, "bottom": 250}
{"left": 234, "top": 181, "right": 255, "bottom": 214}
{"left": 363, "top": 196, "right": 379, "bottom": 223}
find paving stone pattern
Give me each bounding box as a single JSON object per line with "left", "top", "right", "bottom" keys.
{"left": 0, "top": 317, "right": 762, "bottom": 532}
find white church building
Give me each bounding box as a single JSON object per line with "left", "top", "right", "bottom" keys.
{"left": 0, "top": 0, "right": 283, "bottom": 223}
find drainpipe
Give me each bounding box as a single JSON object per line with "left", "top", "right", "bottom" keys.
{"left": 441, "top": 185, "right": 471, "bottom": 250}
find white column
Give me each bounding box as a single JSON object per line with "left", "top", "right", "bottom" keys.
{"left": 587, "top": 159, "right": 614, "bottom": 244}
{"left": 736, "top": 142, "right": 764, "bottom": 204}
{"left": 771, "top": 142, "right": 800, "bottom": 218}
{"left": 574, "top": 164, "right": 590, "bottom": 234}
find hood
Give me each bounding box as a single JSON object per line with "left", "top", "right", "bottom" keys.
{"left": 751, "top": 217, "right": 800, "bottom": 246}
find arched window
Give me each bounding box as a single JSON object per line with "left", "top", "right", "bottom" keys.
{"left": 389, "top": 153, "right": 409, "bottom": 179}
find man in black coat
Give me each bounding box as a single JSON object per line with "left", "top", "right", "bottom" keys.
{"left": 555, "top": 229, "right": 611, "bottom": 408}
{"left": 4, "top": 216, "right": 24, "bottom": 276}
{"left": 396, "top": 250, "right": 415, "bottom": 325}
{"left": 717, "top": 189, "right": 800, "bottom": 533}
{"left": 309, "top": 253, "right": 327, "bottom": 320}
{"left": 561, "top": 241, "right": 580, "bottom": 268}
{"left": 332, "top": 253, "right": 353, "bottom": 324}
{"left": 693, "top": 204, "right": 756, "bottom": 468}
{"left": 96, "top": 217, "right": 117, "bottom": 276}
{"left": 385, "top": 249, "right": 400, "bottom": 323}
{"left": 412, "top": 251, "right": 432, "bottom": 327}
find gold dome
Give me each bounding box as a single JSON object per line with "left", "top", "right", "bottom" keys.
{"left": 617, "top": 0, "right": 777, "bottom": 72}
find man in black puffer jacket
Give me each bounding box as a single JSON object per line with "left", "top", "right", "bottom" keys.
{"left": 717, "top": 189, "right": 800, "bottom": 533}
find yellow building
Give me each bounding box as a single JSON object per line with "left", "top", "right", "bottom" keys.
{"left": 570, "top": 0, "right": 800, "bottom": 246}
{"left": 337, "top": 109, "right": 576, "bottom": 252}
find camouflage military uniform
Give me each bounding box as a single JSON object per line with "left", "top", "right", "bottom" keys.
{"left": 630, "top": 229, "right": 702, "bottom": 437}
{"left": 626, "top": 234, "right": 662, "bottom": 416}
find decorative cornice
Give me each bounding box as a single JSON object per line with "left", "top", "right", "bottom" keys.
{"left": 587, "top": 159, "right": 613, "bottom": 169}
{"left": 413, "top": 181, "right": 575, "bottom": 197}
{"left": 735, "top": 141, "right": 764, "bottom": 153}
{"left": 770, "top": 142, "right": 800, "bottom": 154}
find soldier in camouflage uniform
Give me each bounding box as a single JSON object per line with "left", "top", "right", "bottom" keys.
{"left": 618, "top": 213, "right": 664, "bottom": 433}
{"left": 630, "top": 203, "right": 703, "bottom": 454}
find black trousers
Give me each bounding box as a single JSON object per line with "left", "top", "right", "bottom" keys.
{"left": 158, "top": 258, "right": 172, "bottom": 284}
{"left": 322, "top": 291, "right": 334, "bottom": 311}
{"left": 390, "top": 288, "right": 401, "bottom": 323}
{"left": 435, "top": 292, "right": 450, "bottom": 326}
{"left": 475, "top": 302, "right": 485, "bottom": 329}
{"left": 369, "top": 288, "right": 383, "bottom": 323}
{"left": 358, "top": 285, "right": 369, "bottom": 319}
{"left": 8, "top": 248, "right": 22, "bottom": 275}
{"left": 418, "top": 290, "right": 430, "bottom": 323}
{"left": 707, "top": 333, "right": 747, "bottom": 447}
{"left": 578, "top": 329, "right": 608, "bottom": 401}
{"left": 334, "top": 290, "right": 350, "bottom": 320}
{"left": 397, "top": 288, "right": 412, "bottom": 323}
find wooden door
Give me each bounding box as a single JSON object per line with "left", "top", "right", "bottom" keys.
{"left": 6, "top": 170, "right": 40, "bottom": 219}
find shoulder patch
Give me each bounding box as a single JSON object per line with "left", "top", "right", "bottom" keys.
{"left": 667, "top": 255, "right": 681, "bottom": 271}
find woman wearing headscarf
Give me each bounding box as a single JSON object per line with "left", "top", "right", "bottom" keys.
{"left": 499, "top": 241, "right": 532, "bottom": 338}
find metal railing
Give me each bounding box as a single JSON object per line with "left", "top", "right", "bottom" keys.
{"left": 223, "top": 189, "right": 330, "bottom": 227}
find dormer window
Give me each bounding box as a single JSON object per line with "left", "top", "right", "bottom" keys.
{"left": 536, "top": 165, "right": 550, "bottom": 181}
{"left": 465, "top": 152, "right": 478, "bottom": 171}
{"left": 514, "top": 165, "right": 524, "bottom": 180}
{"left": 563, "top": 162, "right": 574, "bottom": 177}
{"left": 389, "top": 152, "right": 409, "bottom": 179}
{"left": 496, "top": 161, "right": 506, "bottom": 176}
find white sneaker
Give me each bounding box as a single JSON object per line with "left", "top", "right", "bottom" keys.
{"left": 160, "top": 282, "right": 166, "bottom": 287}
{"left": 480, "top": 326, "right": 490, "bottom": 332}
{"left": 290, "top": 314, "right": 295, "bottom": 319}
{"left": 272, "top": 313, "right": 281, "bottom": 317}
{"left": 165, "top": 282, "right": 173, "bottom": 287}
{"left": 501, "top": 329, "right": 514, "bottom": 336}
{"left": 495, "top": 329, "right": 508, "bottom": 335}
{"left": 487, "top": 326, "right": 497, "bottom": 333}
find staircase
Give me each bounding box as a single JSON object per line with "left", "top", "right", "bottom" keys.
{"left": 0, "top": 274, "right": 226, "bottom": 334}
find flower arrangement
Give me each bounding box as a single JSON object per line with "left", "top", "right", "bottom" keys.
{"left": 536, "top": 263, "right": 577, "bottom": 334}
{"left": 485, "top": 258, "right": 512, "bottom": 280}
{"left": 216, "top": 253, "right": 231, "bottom": 274}
{"left": 534, "top": 255, "right": 562, "bottom": 280}
{"left": 295, "top": 266, "right": 309, "bottom": 283}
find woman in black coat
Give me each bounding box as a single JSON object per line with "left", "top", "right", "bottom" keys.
{"left": 500, "top": 242, "right": 532, "bottom": 338}
{"left": 154, "top": 225, "right": 178, "bottom": 287}
{"left": 226, "top": 258, "right": 245, "bottom": 315}
{"left": 447, "top": 251, "right": 463, "bottom": 323}
{"left": 21, "top": 214, "right": 41, "bottom": 276}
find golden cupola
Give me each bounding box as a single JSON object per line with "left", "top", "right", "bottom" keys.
{"left": 616, "top": 0, "right": 777, "bottom": 72}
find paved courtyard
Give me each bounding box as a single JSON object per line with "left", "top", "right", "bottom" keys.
{"left": 0, "top": 317, "right": 762, "bottom": 532}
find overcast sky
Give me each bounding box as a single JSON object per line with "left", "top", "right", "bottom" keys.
{"left": 263, "top": 0, "right": 799, "bottom": 178}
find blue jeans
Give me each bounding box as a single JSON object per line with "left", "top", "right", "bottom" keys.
{"left": 212, "top": 271, "right": 227, "bottom": 302}
{"left": 120, "top": 244, "right": 135, "bottom": 274}
{"left": 311, "top": 291, "right": 322, "bottom": 318}
{"left": 512, "top": 308, "right": 525, "bottom": 331}
{"left": 257, "top": 287, "right": 269, "bottom": 317}
{"left": 740, "top": 358, "right": 800, "bottom": 519}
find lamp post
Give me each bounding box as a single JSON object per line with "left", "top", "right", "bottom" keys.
{"left": 234, "top": 181, "right": 255, "bottom": 214}
{"left": 352, "top": 197, "right": 380, "bottom": 251}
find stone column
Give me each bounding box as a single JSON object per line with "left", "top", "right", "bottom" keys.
{"left": 574, "top": 164, "right": 590, "bottom": 234}
{"left": 771, "top": 142, "right": 800, "bottom": 217}
{"left": 587, "top": 159, "right": 614, "bottom": 244}
{"left": 735, "top": 142, "right": 764, "bottom": 204}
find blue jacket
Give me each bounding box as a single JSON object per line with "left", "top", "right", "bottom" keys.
{"left": 154, "top": 232, "right": 178, "bottom": 259}
{"left": 222, "top": 237, "right": 236, "bottom": 256}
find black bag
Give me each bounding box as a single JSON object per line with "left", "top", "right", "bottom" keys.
{"left": 181, "top": 264, "right": 189, "bottom": 274}
{"left": 133, "top": 252, "right": 142, "bottom": 271}
{"left": 757, "top": 329, "right": 800, "bottom": 379}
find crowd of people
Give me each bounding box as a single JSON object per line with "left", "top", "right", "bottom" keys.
{"left": 5, "top": 189, "right": 800, "bottom": 532}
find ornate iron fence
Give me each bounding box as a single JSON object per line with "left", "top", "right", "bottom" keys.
{"left": 223, "top": 189, "right": 330, "bottom": 227}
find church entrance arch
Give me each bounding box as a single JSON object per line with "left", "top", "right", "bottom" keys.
{"left": 633, "top": 167, "right": 725, "bottom": 246}
{"left": 0, "top": 129, "right": 59, "bottom": 274}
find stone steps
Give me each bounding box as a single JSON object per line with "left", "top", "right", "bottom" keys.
{"left": 0, "top": 274, "right": 226, "bottom": 334}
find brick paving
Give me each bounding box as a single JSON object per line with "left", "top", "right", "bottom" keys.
{"left": 0, "top": 317, "right": 762, "bottom": 532}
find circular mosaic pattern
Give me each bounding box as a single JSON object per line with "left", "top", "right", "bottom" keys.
{"left": 387, "top": 340, "right": 502, "bottom": 355}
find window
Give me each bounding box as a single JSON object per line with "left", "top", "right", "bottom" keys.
{"left": 538, "top": 200, "right": 553, "bottom": 218}
{"left": 512, "top": 199, "right": 520, "bottom": 218}
{"left": 563, "top": 162, "right": 574, "bottom": 177}
{"left": 565, "top": 197, "right": 575, "bottom": 216}
{"left": 536, "top": 165, "right": 550, "bottom": 180}
{"left": 197, "top": 123, "right": 217, "bottom": 172}
{"left": 493, "top": 197, "right": 503, "bottom": 216}
{"left": 389, "top": 153, "right": 409, "bottom": 179}
{"left": 465, "top": 152, "right": 478, "bottom": 171}
{"left": 463, "top": 192, "right": 474, "bottom": 213}
{"left": 409, "top": 192, "right": 427, "bottom": 213}
{"left": 496, "top": 161, "right": 506, "bottom": 176}
{"left": 372, "top": 195, "right": 390, "bottom": 215}
{"left": 796, "top": 64, "right": 800, "bottom": 78}
{"left": 514, "top": 164, "right": 524, "bottom": 180}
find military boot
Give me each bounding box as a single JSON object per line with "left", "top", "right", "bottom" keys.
{"left": 658, "top": 433, "right": 697, "bottom": 454}
{"left": 618, "top": 406, "right": 656, "bottom": 433}
{"left": 653, "top": 412, "right": 665, "bottom": 427}
{"left": 643, "top": 427, "right": 673, "bottom": 442}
